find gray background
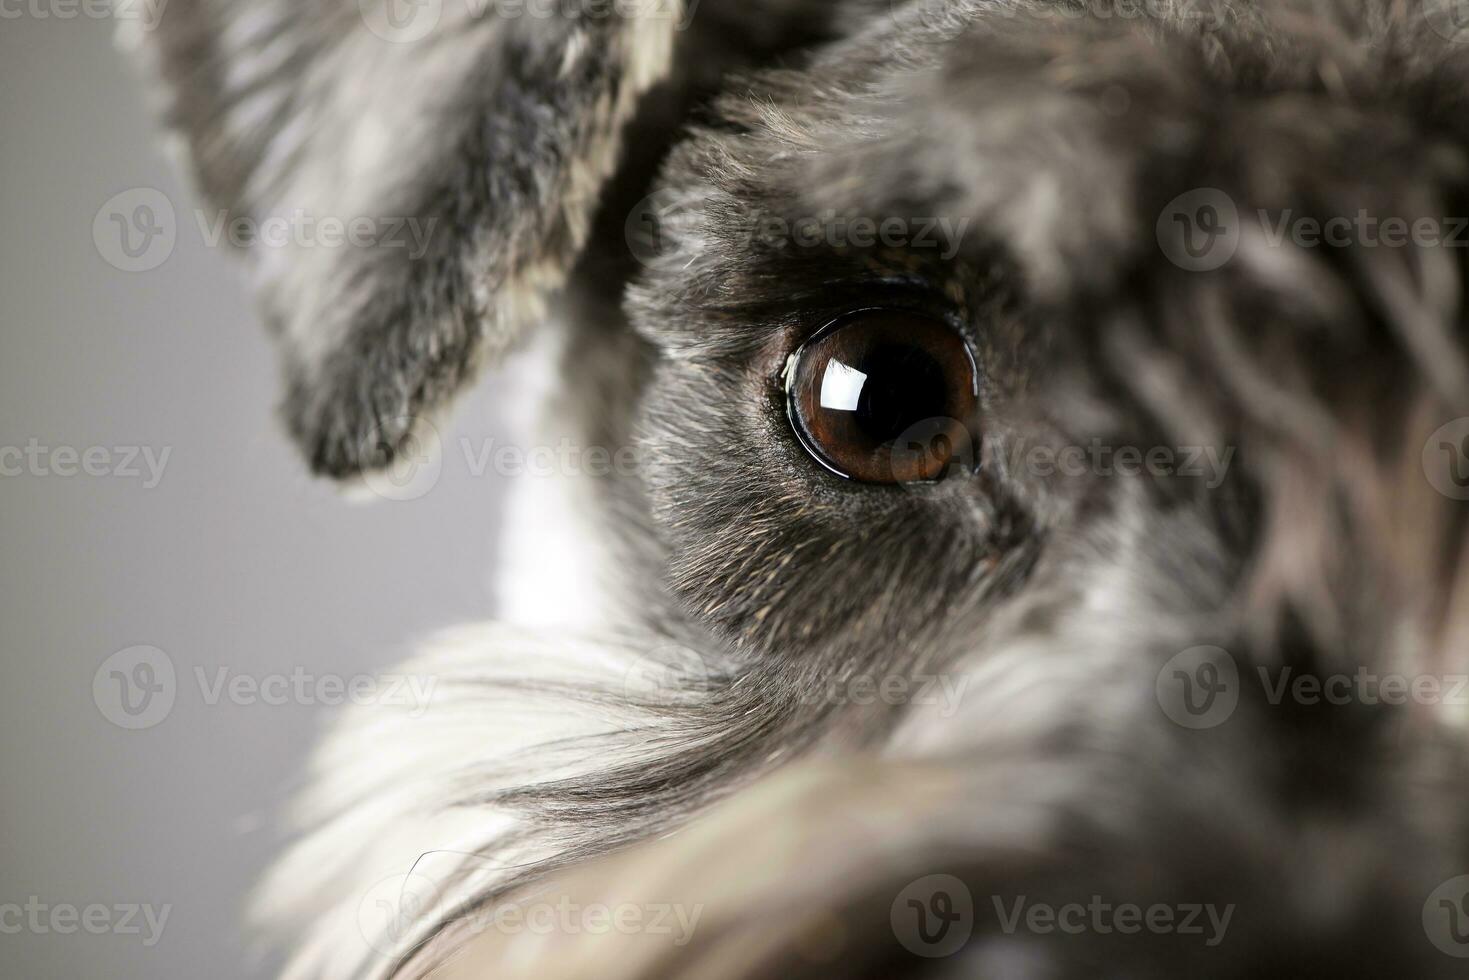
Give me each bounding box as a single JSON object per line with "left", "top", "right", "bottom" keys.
{"left": 1, "top": 14, "right": 511, "bottom": 979}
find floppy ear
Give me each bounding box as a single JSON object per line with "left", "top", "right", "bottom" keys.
{"left": 120, "top": 0, "right": 681, "bottom": 478}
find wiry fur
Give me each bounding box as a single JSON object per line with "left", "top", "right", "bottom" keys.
{"left": 128, "top": 0, "right": 1469, "bottom": 976}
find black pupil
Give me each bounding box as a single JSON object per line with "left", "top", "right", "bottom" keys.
{"left": 841, "top": 343, "right": 949, "bottom": 444}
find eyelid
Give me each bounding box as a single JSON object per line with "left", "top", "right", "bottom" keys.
{"left": 774, "top": 292, "right": 974, "bottom": 393}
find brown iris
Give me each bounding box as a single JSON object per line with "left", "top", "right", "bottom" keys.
{"left": 784, "top": 309, "right": 979, "bottom": 483}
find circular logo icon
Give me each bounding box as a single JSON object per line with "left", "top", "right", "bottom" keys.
{"left": 357, "top": 872, "right": 443, "bottom": 957}
{"left": 359, "top": 0, "right": 442, "bottom": 43}
{"left": 1155, "top": 645, "right": 1239, "bottom": 729}
{"left": 891, "top": 874, "right": 974, "bottom": 958}
{"left": 625, "top": 189, "right": 690, "bottom": 268}
{"left": 1422, "top": 417, "right": 1469, "bottom": 500}
{"left": 1424, "top": 0, "right": 1469, "bottom": 42}
{"left": 891, "top": 417, "right": 980, "bottom": 489}
{"left": 1424, "top": 875, "right": 1469, "bottom": 957}
{"left": 1156, "top": 188, "right": 1239, "bottom": 272}
{"left": 93, "top": 645, "right": 176, "bottom": 730}
{"left": 360, "top": 416, "right": 443, "bottom": 501}
{"left": 622, "top": 643, "right": 713, "bottom": 706}
{"left": 93, "top": 188, "right": 176, "bottom": 273}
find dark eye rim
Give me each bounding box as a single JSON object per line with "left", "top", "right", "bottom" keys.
{"left": 781, "top": 306, "right": 981, "bottom": 483}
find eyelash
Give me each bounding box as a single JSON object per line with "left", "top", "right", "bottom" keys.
{"left": 767, "top": 284, "right": 973, "bottom": 392}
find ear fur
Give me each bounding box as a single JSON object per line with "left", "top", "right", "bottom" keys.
{"left": 121, "top": 0, "right": 681, "bottom": 478}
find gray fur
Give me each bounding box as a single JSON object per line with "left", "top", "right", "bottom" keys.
{"left": 128, "top": 0, "right": 1469, "bottom": 977}
{"left": 122, "top": 0, "right": 682, "bottom": 476}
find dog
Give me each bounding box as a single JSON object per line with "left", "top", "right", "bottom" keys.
{"left": 124, "top": 0, "right": 1469, "bottom": 975}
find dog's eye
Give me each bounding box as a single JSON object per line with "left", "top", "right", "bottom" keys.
{"left": 784, "top": 310, "right": 979, "bottom": 483}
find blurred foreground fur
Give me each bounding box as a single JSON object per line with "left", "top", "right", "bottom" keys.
{"left": 128, "top": 0, "right": 1469, "bottom": 975}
